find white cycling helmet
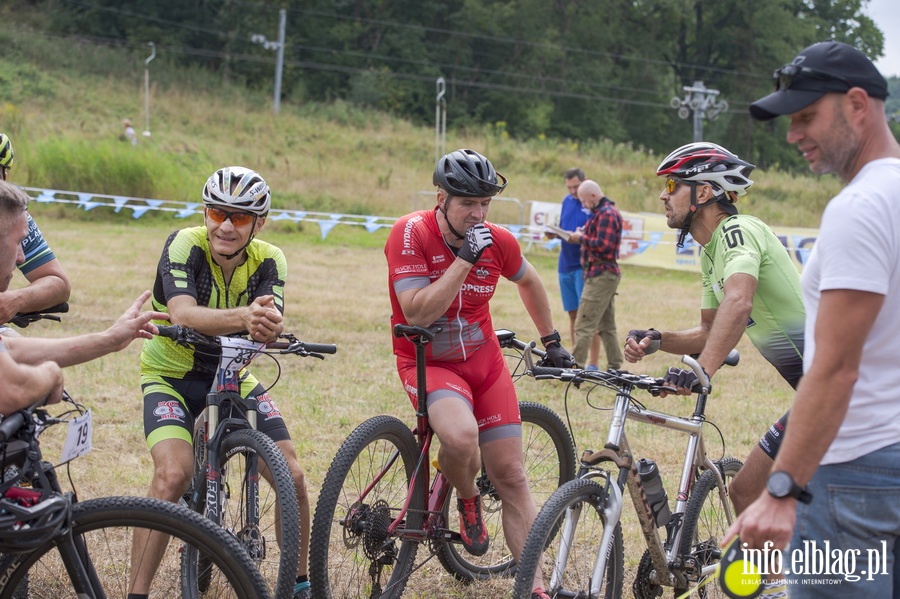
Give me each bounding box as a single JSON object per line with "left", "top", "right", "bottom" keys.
{"left": 202, "top": 166, "right": 271, "bottom": 216}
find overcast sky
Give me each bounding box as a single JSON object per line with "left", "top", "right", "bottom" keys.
{"left": 867, "top": 0, "right": 899, "bottom": 78}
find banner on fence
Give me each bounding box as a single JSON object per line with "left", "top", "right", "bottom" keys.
{"left": 25, "top": 187, "right": 817, "bottom": 273}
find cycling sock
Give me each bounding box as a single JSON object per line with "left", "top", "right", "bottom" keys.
{"left": 296, "top": 575, "right": 308, "bottom": 584}
{"left": 127, "top": 595, "right": 149, "bottom": 599}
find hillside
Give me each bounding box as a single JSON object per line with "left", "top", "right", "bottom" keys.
{"left": 0, "top": 17, "right": 845, "bottom": 229}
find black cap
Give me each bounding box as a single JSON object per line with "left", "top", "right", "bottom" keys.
{"left": 750, "top": 41, "right": 888, "bottom": 121}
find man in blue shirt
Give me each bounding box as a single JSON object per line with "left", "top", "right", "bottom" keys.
{"left": 550, "top": 168, "right": 600, "bottom": 368}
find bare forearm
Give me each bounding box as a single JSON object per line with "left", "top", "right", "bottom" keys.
{"left": 0, "top": 360, "right": 63, "bottom": 413}
{"left": 658, "top": 327, "right": 708, "bottom": 356}
{"left": 696, "top": 297, "right": 750, "bottom": 376}
{"left": 169, "top": 303, "right": 257, "bottom": 335}
{"left": 5, "top": 331, "right": 120, "bottom": 367}
{"left": 774, "top": 366, "right": 854, "bottom": 485}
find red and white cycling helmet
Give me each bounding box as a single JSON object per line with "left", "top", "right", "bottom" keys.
{"left": 656, "top": 142, "right": 755, "bottom": 197}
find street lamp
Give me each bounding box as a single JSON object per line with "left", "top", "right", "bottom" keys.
{"left": 251, "top": 8, "right": 286, "bottom": 114}
{"left": 670, "top": 80, "right": 728, "bottom": 142}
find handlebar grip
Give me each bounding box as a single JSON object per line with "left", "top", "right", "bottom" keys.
{"left": 0, "top": 412, "right": 26, "bottom": 444}
{"left": 301, "top": 343, "right": 337, "bottom": 355}
{"left": 155, "top": 324, "right": 181, "bottom": 340}
{"left": 531, "top": 365, "right": 566, "bottom": 377}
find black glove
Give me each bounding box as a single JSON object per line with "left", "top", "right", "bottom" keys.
{"left": 663, "top": 367, "right": 707, "bottom": 394}
{"left": 626, "top": 328, "right": 661, "bottom": 354}
{"left": 457, "top": 223, "right": 493, "bottom": 264}
{"left": 542, "top": 341, "right": 576, "bottom": 368}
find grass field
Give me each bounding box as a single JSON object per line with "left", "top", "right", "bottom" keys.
{"left": 21, "top": 203, "right": 795, "bottom": 598}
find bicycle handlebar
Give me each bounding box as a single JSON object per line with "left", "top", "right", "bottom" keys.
{"left": 155, "top": 324, "right": 337, "bottom": 356}
{"left": 7, "top": 303, "right": 70, "bottom": 328}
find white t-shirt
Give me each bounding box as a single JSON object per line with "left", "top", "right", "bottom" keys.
{"left": 801, "top": 157, "right": 900, "bottom": 465}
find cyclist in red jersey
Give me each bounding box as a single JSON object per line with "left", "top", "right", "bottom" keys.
{"left": 385, "top": 149, "right": 574, "bottom": 599}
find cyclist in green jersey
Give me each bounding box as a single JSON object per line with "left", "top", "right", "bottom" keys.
{"left": 624, "top": 143, "right": 805, "bottom": 523}
{"left": 131, "top": 167, "right": 313, "bottom": 599}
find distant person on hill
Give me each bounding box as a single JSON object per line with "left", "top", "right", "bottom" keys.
{"left": 567, "top": 178, "right": 624, "bottom": 370}
{"left": 129, "top": 166, "right": 314, "bottom": 599}
{"left": 546, "top": 167, "right": 601, "bottom": 369}
{"left": 385, "top": 148, "right": 574, "bottom": 599}
{"left": 625, "top": 141, "right": 805, "bottom": 599}
{"left": 122, "top": 119, "right": 137, "bottom": 145}
{"left": 0, "top": 180, "right": 163, "bottom": 415}
{"left": 0, "top": 132, "right": 71, "bottom": 330}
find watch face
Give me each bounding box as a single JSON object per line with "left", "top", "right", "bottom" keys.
{"left": 768, "top": 472, "right": 793, "bottom": 497}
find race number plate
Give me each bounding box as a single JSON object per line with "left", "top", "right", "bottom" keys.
{"left": 61, "top": 410, "right": 93, "bottom": 462}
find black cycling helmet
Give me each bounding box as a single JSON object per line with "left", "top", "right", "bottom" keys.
{"left": 433, "top": 149, "right": 508, "bottom": 198}
{"left": 0, "top": 491, "right": 70, "bottom": 553}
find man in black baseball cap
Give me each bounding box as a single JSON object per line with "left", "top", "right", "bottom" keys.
{"left": 728, "top": 41, "right": 900, "bottom": 598}
{"left": 750, "top": 40, "right": 888, "bottom": 121}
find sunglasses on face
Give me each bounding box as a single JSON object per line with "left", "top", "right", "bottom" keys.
{"left": 772, "top": 63, "right": 851, "bottom": 92}
{"left": 205, "top": 206, "right": 256, "bottom": 227}
{"left": 665, "top": 178, "right": 685, "bottom": 194}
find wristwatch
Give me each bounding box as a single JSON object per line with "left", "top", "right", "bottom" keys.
{"left": 766, "top": 471, "right": 813, "bottom": 504}
{"left": 540, "top": 330, "right": 562, "bottom": 347}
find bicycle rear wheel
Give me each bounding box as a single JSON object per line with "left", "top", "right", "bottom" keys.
{"left": 181, "top": 428, "right": 300, "bottom": 599}
{"left": 436, "top": 401, "right": 576, "bottom": 580}
{"left": 0, "top": 496, "right": 270, "bottom": 599}
{"left": 512, "top": 476, "right": 624, "bottom": 599}
{"left": 309, "top": 415, "right": 423, "bottom": 599}
{"left": 676, "top": 457, "right": 743, "bottom": 598}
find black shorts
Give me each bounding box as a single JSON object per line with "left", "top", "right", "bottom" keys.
{"left": 141, "top": 373, "right": 291, "bottom": 449}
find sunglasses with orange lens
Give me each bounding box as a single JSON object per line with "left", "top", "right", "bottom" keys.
{"left": 664, "top": 178, "right": 681, "bottom": 194}
{"left": 205, "top": 206, "right": 256, "bottom": 227}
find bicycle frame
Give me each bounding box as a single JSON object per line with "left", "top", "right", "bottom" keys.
{"left": 535, "top": 354, "right": 736, "bottom": 595}
{"left": 356, "top": 326, "right": 455, "bottom": 545}
{"left": 195, "top": 336, "right": 268, "bottom": 547}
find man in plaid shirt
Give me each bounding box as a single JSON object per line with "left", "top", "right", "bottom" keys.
{"left": 567, "top": 179, "right": 624, "bottom": 369}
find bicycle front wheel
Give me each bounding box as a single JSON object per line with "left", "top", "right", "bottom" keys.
{"left": 437, "top": 401, "right": 577, "bottom": 580}
{"left": 512, "top": 477, "right": 624, "bottom": 599}
{"left": 0, "top": 496, "right": 270, "bottom": 599}
{"left": 676, "top": 457, "right": 743, "bottom": 598}
{"left": 181, "top": 429, "right": 300, "bottom": 599}
{"left": 309, "top": 415, "right": 423, "bottom": 599}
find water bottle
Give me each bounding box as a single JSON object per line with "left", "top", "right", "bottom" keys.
{"left": 637, "top": 457, "right": 671, "bottom": 528}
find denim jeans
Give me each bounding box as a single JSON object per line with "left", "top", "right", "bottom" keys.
{"left": 787, "top": 441, "right": 900, "bottom": 597}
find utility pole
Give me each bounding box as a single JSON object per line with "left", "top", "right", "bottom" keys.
{"left": 143, "top": 42, "right": 156, "bottom": 137}
{"left": 251, "top": 8, "right": 286, "bottom": 114}
{"left": 670, "top": 81, "right": 728, "bottom": 142}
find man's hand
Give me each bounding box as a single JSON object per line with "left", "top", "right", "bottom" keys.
{"left": 104, "top": 291, "right": 169, "bottom": 350}
{"left": 244, "top": 295, "right": 283, "bottom": 343}
{"left": 661, "top": 366, "right": 702, "bottom": 396}
{"left": 457, "top": 224, "right": 493, "bottom": 264}
{"left": 0, "top": 291, "right": 21, "bottom": 325}
{"left": 724, "top": 493, "right": 797, "bottom": 551}
{"left": 624, "top": 328, "right": 661, "bottom": 363}
{"left": 542, "top": 341, "right": 576, "bottom": 368}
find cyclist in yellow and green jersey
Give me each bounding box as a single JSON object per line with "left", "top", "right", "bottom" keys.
{"left": 131, "top": 167, "right": 313, "bottom": 599}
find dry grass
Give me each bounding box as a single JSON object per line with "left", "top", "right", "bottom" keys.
{"left": 23, "top": 205, "right": 794, "bottom": 598}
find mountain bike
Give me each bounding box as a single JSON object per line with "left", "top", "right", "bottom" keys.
{"left": 512, "top": 351, "right": 743, "bottom": 599}
{"left": 154, "top": 324, "right": 337, "bottom": 599}
{"left": 0, "top": 392, "right": 271, "bottom": 599}
{"left": 309, "top": 325, "right": 576, "bottom": 598}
